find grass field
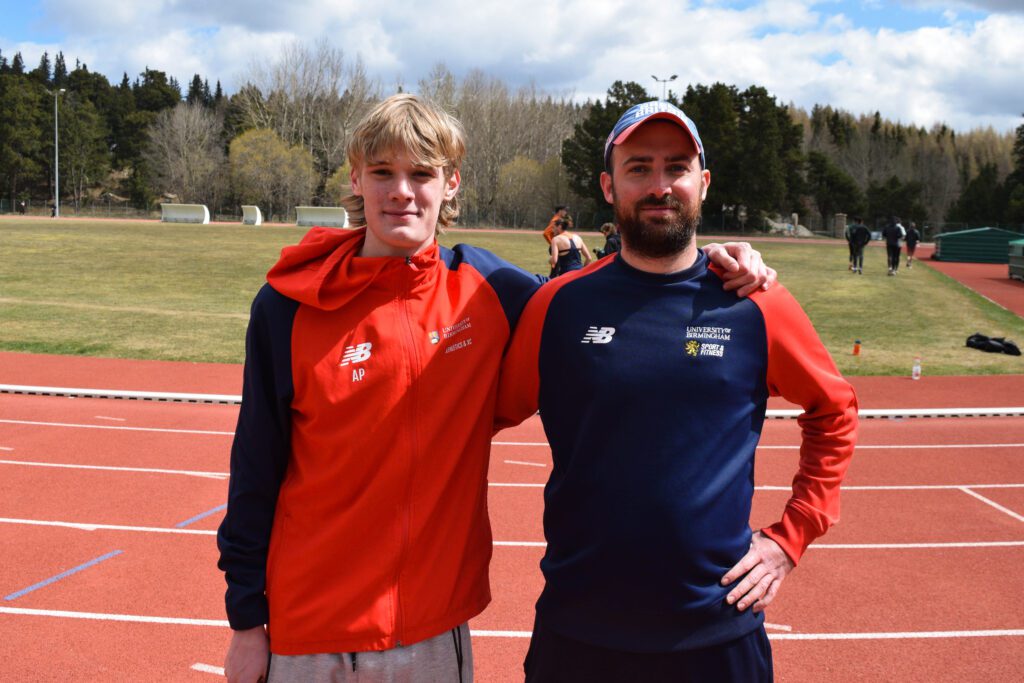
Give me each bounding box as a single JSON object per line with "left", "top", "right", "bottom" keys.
{"left": 1, "top": 216, "right": 1022, "bottom": 375}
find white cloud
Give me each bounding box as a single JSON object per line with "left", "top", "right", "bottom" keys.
{"left": 901, "top": 0, "right": 1024, "bottom": 13}
{"left": 6, "top": 0, "right": 1021, "bottom": 132}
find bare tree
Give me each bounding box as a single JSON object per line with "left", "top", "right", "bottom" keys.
{"left": 143, "top": 102, "right": 225, "bottom": 206}
{"left": 237, "top": 38, "right": 381, "bottom": 188}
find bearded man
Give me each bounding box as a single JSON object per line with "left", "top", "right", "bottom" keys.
{"left": 495, "top": 101, "right": 859, "bottom": 682}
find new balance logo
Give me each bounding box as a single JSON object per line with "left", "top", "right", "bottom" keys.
{"left": 339, "top": 342, "right": 372, "bottom": 366}
{"left": 581, "top": 326, "right": 616, "bottom": 344}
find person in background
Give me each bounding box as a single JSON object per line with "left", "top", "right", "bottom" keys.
{"left": 595, "top": 222, "right": 621, "bottom": 259}
{"left": 905, "top": 221, "right": 921, "bottom": 268}
{"left": 550, "top": 219, "right": 593, "bottom": 276}
{"left": 848, "top": 216, "right": 871, "bottom": 274}
{"left": 496, "top": 100, "right": 858, "bottom": 683}
{"left": 882, "top": 216, "right": 906, "bottom": 276}
{"left": 542, "top": 206, "right": 573, "bottom": 276}
{"left": 542, "top": 205, "right": 572, "bottom": 245}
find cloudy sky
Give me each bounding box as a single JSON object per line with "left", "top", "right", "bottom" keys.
{"left": 2, "top": 0, "right": 1022, "bottom": 132}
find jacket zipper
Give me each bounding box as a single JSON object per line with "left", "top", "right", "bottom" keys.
{"left": 392, "top": 256, "right": 422, "bottom": 646}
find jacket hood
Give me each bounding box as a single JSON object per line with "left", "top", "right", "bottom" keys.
{"left": 266, "top": 227, "right": 439, "bottom": 310}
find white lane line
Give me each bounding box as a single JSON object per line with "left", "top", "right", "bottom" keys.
{"left": 0, "top": 459, "right": 228, "bottom": 479}
{"left": 757, "top": 484, "right": 1024, "bottom": 491}
{"left": 0, "top": 518, "right": 216, "bottom": 535}
{"left": 494, "top": 541, "right": 546, "bottom": 547}
{"left": 812, "top": 541, "right": 1024, "bottom": 549}
{"left": 94, "top": 416, "right": 126, "bottom": 422}
{"left": 1, "top": 458, "right": 1021, "bottom": 493}
{"left": 490, "top": 540, "right": 1024, "bottom": 550}
{"left": 769, "top": 629, "right": 1024, "bottom": 640}
{"left": 0, "top": 419, "right": 233, "bottom": 436}
{"left": 2, "top": 420, "right": 1021, "bottom": 450}
{"left": 494, "top": 441, "right": 1024, "bottom": 450}
{"left": 959, "top": 487, "right": 1024, "bottom": 523}
{"left": 765, "top": 623, "right": 792, "bottom": 632}
{"left": 191, "top": 663, "right": 225, "bottom": 676}
{"left": 5, "top": 514, "right": 1019, "bottom": 550}
{"left": 2, "top": 608, "right": 1021, "bottom": 641}
{"left": 8, "top": 458, "right": 1024, "bottom": 491}
{"left": 4, "top": 518, "right": 1020, "bottom": 550}
{"left": 0, "top": 446, "right": 13, "bottom": 451}
{"left": 758, "top": 443, "right": 1024, "bottom": 450}
{"left": 504, "top": 460, "right": 547, "bottom": 467}
{"left": 0, "top": 606, "right": 227, "bottom": 626}
{"left": 490, "top": 483, "right": 545, "bottom": 488}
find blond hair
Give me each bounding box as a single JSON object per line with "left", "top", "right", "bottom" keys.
{"left": 342, "top": 94, "right": 466, "bottom": 229}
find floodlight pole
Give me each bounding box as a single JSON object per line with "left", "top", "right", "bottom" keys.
{"left": 52, "top": 88, "right": 66, "bottom": 217}
{"left": 651, "top": 74, "right": 678, "bottom": 101}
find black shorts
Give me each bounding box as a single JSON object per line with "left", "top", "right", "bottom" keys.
{"left": 524, "top": 615, "right": 773, "bottom": 683}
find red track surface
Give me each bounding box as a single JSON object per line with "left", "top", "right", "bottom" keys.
{"left": 2, "top": 352, "right": 1023, "bottom": 681}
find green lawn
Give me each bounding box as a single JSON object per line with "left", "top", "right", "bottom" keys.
{"left": 1, "top": 216, "right": 1022, "bottom": 375}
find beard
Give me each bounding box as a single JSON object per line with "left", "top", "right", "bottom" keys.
{"left": 614, "top": 191, "right": 702, "bottom": 259}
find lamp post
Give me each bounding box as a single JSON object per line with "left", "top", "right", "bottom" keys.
{"left": 651, "top": 74, "right": 677, "bottom": 100}
{"left": 51, "top": 88, "right": 66, "bottom": 217}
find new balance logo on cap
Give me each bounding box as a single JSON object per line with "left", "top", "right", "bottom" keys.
{"left": 581, "top": 326, "right": 616, "bottom": 344}
{"left": 339, "top": 342, "right": 372, "bottom": 366}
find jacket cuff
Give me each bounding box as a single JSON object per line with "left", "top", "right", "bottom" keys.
{"left": 228, "top": 597, "right": 269, "bottom": 631}
{"left": 761, "top": 504, "right": 821, "bottom": 566}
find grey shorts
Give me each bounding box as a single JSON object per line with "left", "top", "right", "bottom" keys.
{"left": 268, "top": 622, "right": 472, "bottom": 683}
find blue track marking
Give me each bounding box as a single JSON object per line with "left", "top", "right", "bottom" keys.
{"left": 4, "top": 550, "right": 123, "bottom": 601}
{"left": 176, "top": 503, "right": 227, "bottom": 529}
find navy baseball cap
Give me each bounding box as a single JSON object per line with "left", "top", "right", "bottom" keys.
{"left": 604, "top": 101, "right": 705, "bottom": 170}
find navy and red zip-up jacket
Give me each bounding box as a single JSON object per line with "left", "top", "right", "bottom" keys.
{"left": 217, "top": 227, "right": 542, "bottom": 654}
{"left": 495, "top": 250, "right": 858, "bottom": 652}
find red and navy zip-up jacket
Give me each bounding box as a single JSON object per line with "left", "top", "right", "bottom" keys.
{"left": 217, "top": 227, "right": 543, "bottom": 654}
{"left": 495, "top": 250, "right": 858, "bottom": 652}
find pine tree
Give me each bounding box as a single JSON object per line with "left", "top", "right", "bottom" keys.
{"left": 11, "top": 51, "right": 25, "bottom": 74}
{"left": 806, "top": 151, "right": 863, "bottom": 228}
{"left": 53, "top": 52, "right": 68, "bottom": 86}
{"left": 1001, "top": 116, "right": 1024, "bottom": 223}
{"left": 186, "top": 74, "right": 205, "bottom": 105}
{"left": 683, "top": 83, "right": 742, "bottom": 224}
{"left": 561, "top": 80, "right": 651, "bottom": 211}
{"left": 30, "top": 52, "right": 52, "bottom": 85}
{"left": 135, "top": 68, "right": 182, "bottom": 112}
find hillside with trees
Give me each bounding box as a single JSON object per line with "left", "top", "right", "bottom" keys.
{"left": 1, "top": 44, "right": 1020, "bottom": 236}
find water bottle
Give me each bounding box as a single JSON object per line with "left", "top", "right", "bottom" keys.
{"left": 853, "top": 340, "right": 861, "bottom": 356}
{"left": 912, "top": 356, "right": 922, "bottom": 380}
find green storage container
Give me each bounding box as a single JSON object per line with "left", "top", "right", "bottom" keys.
{"left": 933, "top": 227, "right": 1022, "bottom": 264}
{"left": 1010, "top": 238, "right": 1024, "bottom": 281}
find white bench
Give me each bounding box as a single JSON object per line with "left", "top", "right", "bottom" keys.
{"left": 160, "top": 203, "right": 210, "bottom": 224}
{"left": 241, "top": 205, "right": 263, "bottom": 226}
{"left": 296, "top": 206, "right": 349, "bottom": 228}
